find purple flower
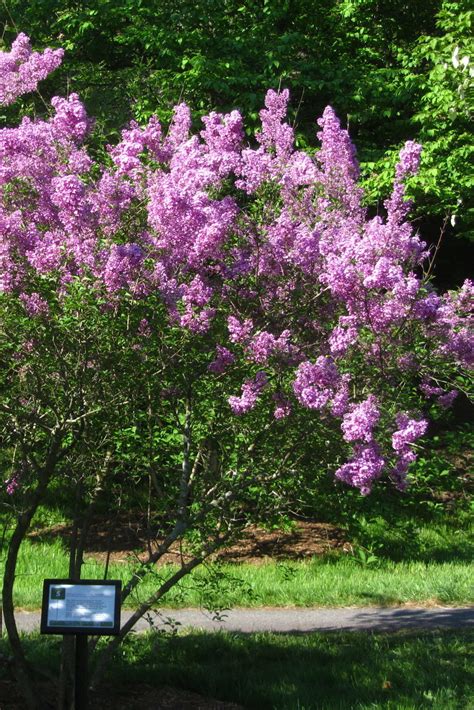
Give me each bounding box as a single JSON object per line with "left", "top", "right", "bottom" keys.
{"left": 5, "top": 475, "right": 20, "bottom": 495}
{"left": 256, "top": 89, "right": 294, "bottom": 157}
{"left": 437, "top": 390, "right": 458, "bottom": 409}
{"left": 20, "top": 292, "right": 49, "bottom": 317}
{"left": 0, "top": 33, "right": 63, "bottom": 106}
{"left": 293, "top": 357, "right": 340, "bottom": 410}
{"left": 419, "top": 381, "right": 444, "bottom": 397}
{"left": 335, "top": 443, "right": 385, "bottom": 495}
{"left": 102, "top": 243, "right": 144, "bottom": 293}
{"left": 208, "top": 345, "right": 235, "bottom": 374}
{"left": 392, "top": 414, "right": 428, "bottom": 453}
{"left": 228, "top": 371, "right": 268, "bottom": 414}
{"left": 341, "top": 395, "right": 380, "bottom": 443}
{"left": 273, "top": 393, "right": 292, "bottom": 419}
{"left": 330, "top": 374, "right": 351, "bottom": 417}
{"left": 384, "top": 141, "right": 422, "bottom": 223}
{"left": 246, "top": 329, "right": 290, "bottom": 364}
{"left": 228, "top": 316, "right": 253, "bottom": 344}
{"left": 137, "top": 319, "right": 152, "bottom": 338}
{"left": 329, "top": 323, "right": 358, "bottom": 357}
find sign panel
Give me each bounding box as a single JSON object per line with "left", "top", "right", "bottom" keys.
{"left": 41, "top": 579, "right": 121, "bottom": 635}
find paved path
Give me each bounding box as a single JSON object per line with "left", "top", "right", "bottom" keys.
{"left": 9, "top": 606, "right": 474, "bottom": 635}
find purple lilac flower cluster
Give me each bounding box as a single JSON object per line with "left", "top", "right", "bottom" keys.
{"left": 292, "top": 357, "right": 341, "bottom": 411}
{"left": 0, "top": 33, "right": 63, "bottom": 106}
{"left": 341, "top": 396, "right": 380, "bottom": 443}
{"left": 5, "top": 476, "right": 19, "bottom": 495}
{"left": 390, "top": 414, "right": 429, "bottom": 490}
{"left": 335, "top": 443, "right": 385, "bottom": 496}
{"left": 208, "top": 345, "right": 235, "bottom": 374}
{"left": 228, "top": 371, "right": 268, "bottom": 414}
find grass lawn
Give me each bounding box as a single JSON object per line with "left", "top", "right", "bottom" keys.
{"left": 112, "top": 629, "right": 474, "bottom": 709}
{"left": 2, "top": 629, "right": 472, "bottom": 709}
{"left": 4, "top": 535, "right": 473, "bottom": 610}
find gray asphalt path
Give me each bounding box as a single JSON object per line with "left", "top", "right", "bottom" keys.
{"left": 9, "top": 606, "right": 474, "bottom": 635}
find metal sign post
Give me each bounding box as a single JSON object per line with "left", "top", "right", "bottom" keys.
{"left": 41, "top": 579, "right": 121, "bottom": 709}
{"left": 74, "top": 634, "right": 89, "bottom": 710}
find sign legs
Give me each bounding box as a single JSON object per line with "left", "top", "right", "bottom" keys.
{"left": 74, "top": 635, "right": 88, "bottom": 710}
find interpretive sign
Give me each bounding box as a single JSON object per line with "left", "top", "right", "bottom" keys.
{"left": 40, "top": 579, "right": 121, "bottom": 635}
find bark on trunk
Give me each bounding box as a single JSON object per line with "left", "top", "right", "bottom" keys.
{"left": 2, "top": 474, "right": 51, "bottom": 710}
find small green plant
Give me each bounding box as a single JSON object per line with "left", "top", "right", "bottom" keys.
{"left": 145, "top": 611, "right": 182, "bottom": 636}
{"left": 276, "top": 562, "right": 298, "bottom": 581}
{"left": 345, "top": 544, "right": 380, "bottom": 569}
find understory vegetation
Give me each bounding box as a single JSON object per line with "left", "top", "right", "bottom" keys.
{"left": 2, "top": 426, "right": 472, "bottom": 610}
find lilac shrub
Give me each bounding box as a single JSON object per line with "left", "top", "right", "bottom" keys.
{"left": 1, "top": 35, "right": 473, "bottom": 500}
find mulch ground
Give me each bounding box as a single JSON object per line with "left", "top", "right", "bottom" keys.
{"left": 27, "top": 517, "right": 347, "bottom": 566}
{"left": 216, "top": 520, "right": 347, "bottom": 562}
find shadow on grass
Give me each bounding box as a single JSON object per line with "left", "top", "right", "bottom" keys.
{"left": 2, "top": 629, "right": 471, "bottom": 709}
{"left": 108, "top": 629, "right": 474, "bottom": 709}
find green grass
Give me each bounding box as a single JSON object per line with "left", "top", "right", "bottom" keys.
{"left": 4, "top": 537, "right": 473, "bottom": 610}
{"left": 2, "top": 630, "right": 473, "bottom": 709}
{"left": 113, "top": 630, "right": 474, "bottom": 709}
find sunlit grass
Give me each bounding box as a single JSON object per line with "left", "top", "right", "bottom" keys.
{"left": 4, "top": 536, "right": 473, "bottom": 610}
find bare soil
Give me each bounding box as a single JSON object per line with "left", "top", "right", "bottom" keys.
{"left": 214, "top": 520, "right": 346, "bottom": 563}
{"left": 27, "top": 518, "right": 347, "bottom": 566}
